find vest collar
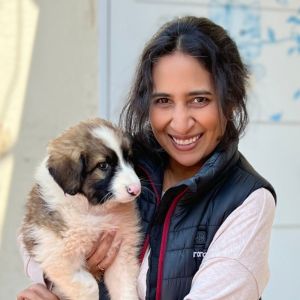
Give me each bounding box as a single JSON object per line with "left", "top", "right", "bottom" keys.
{"left": 184, "top": 140, "right": 239, "bottom": 194}
{"left": 135, "top": 140, "right": 240, "bottom": 198}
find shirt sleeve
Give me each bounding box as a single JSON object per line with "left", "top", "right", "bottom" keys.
{"left": 183, "top": 188, "right": 276, "bottom": 300}
{"left": 18, "top": 236, "right": 46, "bottom": 286}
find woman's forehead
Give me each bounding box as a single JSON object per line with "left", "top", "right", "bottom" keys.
{"left": 152, "top": 52, "right": 215, "bottom": 94}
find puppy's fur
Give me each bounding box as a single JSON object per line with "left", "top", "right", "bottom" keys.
{"left": 19, "top": 118, "right": 141, "bottom": 300}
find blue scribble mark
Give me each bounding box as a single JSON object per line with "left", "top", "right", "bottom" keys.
{"left": 209, "top": 2, "right": 262, "bottom": 63}
{"left": 267, "top": 28, "right": 276, "bottom": 42}
{"left": 293, "top": 89, "right": 300, "bottom": 100}
{"left": 287, "top": 14, "right": 300, "bottom": 55}
{"left": 270, "top": 113, "right": 283, "bottom": 122}
{"left": 209, "top": 2, "right": 300, "bottom": 59}
{"left": 288, "top": 47, "right": 295, "bottom": 55}
{"left": 287, "top": 16, "right": 300, "bottom": 25}
{"left": 287, "top": 35, "right": 300, "bottom": 55}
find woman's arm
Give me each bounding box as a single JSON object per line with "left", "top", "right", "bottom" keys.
{"left": 183, "top": 188, "right": 276, "bottom": 300}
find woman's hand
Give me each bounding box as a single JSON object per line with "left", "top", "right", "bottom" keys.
{"left": 17, "top": 284, "right": 59, "bottom": 300}
{"left": 86, "top": 231, "right": 122, "bottom": 278}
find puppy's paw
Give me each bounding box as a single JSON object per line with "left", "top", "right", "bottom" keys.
{"left": 72, "top": 270, "right": 99, "bottom": 300}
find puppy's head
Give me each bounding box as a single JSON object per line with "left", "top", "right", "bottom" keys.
{"left": 47, "top": 118, "right": 141, "bottom": 205}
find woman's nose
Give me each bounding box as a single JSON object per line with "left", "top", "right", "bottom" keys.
{"left": 169, "top": 106, "right": 195, "bottom": 134}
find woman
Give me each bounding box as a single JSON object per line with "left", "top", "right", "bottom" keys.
{"left": 17, "top": 16, "right": 276, "bottom": 300}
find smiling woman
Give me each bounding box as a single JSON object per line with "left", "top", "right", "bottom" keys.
{"left": 118, "top": 16, "right": 276, "bottom": 300}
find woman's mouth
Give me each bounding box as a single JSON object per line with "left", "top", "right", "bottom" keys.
{"left": 169, "top": 134, "right": 203, "bottom": 150}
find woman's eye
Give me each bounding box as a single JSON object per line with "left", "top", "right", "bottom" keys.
{"left": 193, "top": 97, "right": 209, "bottom": 104}
{"left": 156, "top": 97, "right": 169, "bottom": 104}
{"left": 97, "top": 162, "right": 109, "bottom": 171}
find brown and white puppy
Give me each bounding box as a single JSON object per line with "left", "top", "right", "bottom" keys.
{"left": 19, "top": 118, "right": 141, "bottom": 300}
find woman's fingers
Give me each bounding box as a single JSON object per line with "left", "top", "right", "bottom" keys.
{"left": 98, "top": 238, "right": 122, "bottom": 270}
{"left": 17, "top": 284, "right": 59, "bottom": 300}
{"left": 86, "top": 231, "right": 115, "bottom": 272}
{"left": 86, "top": 231, "right": 122, "bottom": 276}
{"left": 86, "top": 232, "right": 104, "bottom": 259}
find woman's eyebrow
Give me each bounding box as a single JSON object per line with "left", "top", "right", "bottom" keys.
{"left": 188, "top": 90, "right": 213, "bottom": 96}
{"left": 151, "top": 92, "right": 170, "bottom": 98}
{"left": 151, "top": 90, "right": 213, "bottom": 98}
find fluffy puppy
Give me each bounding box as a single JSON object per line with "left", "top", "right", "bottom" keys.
{"left": 19, "top": 118, "right": 141, "bottom": 300}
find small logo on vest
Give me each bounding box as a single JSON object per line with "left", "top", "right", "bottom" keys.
{"left": 193, "top": 251, "right": 207, "bottom": 258}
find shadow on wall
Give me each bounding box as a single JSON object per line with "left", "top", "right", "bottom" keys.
{"left": 0, "top": 0, "right": 99, "bottom": 297}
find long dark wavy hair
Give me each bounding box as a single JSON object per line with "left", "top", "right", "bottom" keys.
{"left": 120, "top": 16, "right": 249, "bottom": 150}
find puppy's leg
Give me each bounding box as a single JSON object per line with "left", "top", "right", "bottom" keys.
{"left": 45, "top": 263, "right": 99, "bottom": 300}
{"left": 104, "top": 242, "right": 139, "bottom": 300}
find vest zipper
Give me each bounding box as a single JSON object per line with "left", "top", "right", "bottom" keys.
{"left": 155, "top": 187, "right": 188, "bottom": 300}
{"left": 137, "top": 165, "right": 161, "bottom": 263}
{"left": 137, "top": 165, "right": 189, "bottom": 300}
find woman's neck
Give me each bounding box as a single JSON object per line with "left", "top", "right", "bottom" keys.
{"left": 163, "top": 159, "right": 202, "bottom": 192}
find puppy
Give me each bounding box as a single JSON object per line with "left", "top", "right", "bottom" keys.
{"left": 19, "top": 118, "right": 141, "bottom": 300}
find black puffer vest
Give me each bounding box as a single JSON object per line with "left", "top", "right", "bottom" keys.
{"left": 99, "top": 141, "right": 276, "bottom": 300}
{"left": 135, "top": 141, "right": 276, "bottom": 300}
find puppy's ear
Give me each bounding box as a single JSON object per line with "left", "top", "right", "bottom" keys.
{"left": 47, "top": 153, "right": 86, "bottom": 195}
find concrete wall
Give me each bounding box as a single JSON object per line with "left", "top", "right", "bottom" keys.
{"left": 0, "top": 0, "right": 99, "bottom": 298}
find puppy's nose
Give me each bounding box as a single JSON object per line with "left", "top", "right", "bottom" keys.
{"left": 126, "top": 183, "right": 141, "bottom": 196}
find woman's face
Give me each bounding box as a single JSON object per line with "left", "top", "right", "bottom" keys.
{"left": 149, "top": 51, "right": 226, "bottom": 171}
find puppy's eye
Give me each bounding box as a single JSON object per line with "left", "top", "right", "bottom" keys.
{"left": 97, "top": 162, "right": 109, "bottom": 171}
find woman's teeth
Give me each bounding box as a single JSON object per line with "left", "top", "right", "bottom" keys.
{"left": 172, "top": 135, "right": 201, "bottom": 145}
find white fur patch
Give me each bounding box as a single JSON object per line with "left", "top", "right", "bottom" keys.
{"left": 92, "top": 126, "right": 123, "bottom": 159}
{"left": 111, "top": 163, "right": 140, "bottom": 202}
